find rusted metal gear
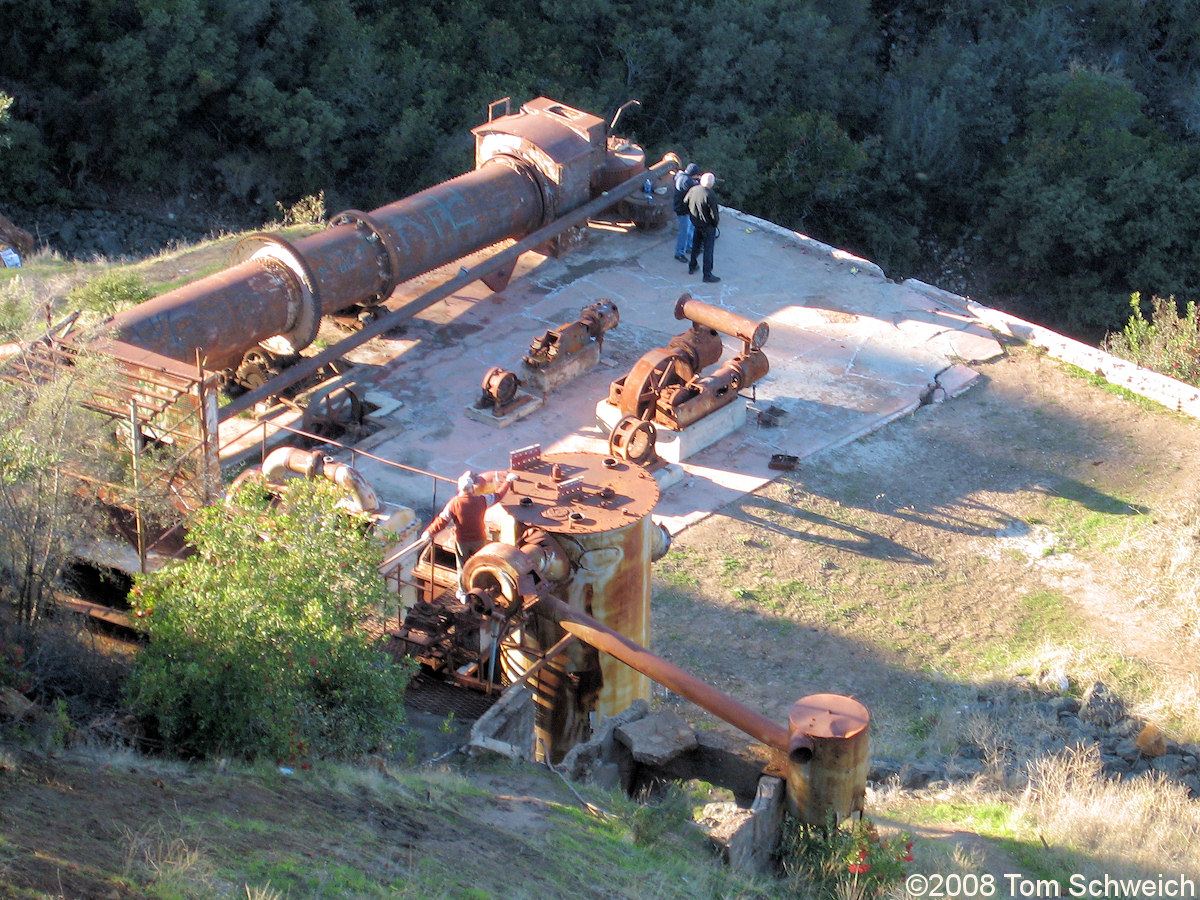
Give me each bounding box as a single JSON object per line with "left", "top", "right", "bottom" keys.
{"left": 618, "top": 348, "right": 692, "bottom": 421}
{"left": 302, "top": 383, "right": 364, "bottom": 438}
{"left": 480, "top": 366, "right": 521, "bottom": 410}
{"left": 608, "top": 415, "right": 658, "bottom": 466}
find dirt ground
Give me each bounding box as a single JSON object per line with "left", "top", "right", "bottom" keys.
{"left": 3, "top": 343, "right": 1200, "bottom": 898}
{"left": 650, "top": 345, "right": 1200, "bottom": 754}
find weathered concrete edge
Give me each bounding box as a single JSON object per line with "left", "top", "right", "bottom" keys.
{"left": 904, "top": 278, "right": 1200, "bottom": 419}
{"left": 724, "top": 208, "right": 888, "bottom": 282}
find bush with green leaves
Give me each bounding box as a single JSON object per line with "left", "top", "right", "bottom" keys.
{"left": 778, "top": 813, "right": 913, "bottom": 900}
{"left": 1102, "top": 293, "right": 1200, "bottom": 386}
{"left": 0, "top": 348, "right": 123, "bottom": 625}
{"left": 125, "top": 479, "right": 412, "bottom": 762}
{"left": 66, "top": 271, "right": 153, "bottom": 318}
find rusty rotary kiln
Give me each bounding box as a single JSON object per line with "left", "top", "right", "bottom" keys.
{"left": 9, "top": 98, "right": 871, "bottom": 825}
{"left": 103, "top": 97, "right": 664, "bottom": 396}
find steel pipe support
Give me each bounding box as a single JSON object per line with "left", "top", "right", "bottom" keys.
{"left": 536, "top": 593, "right": 790, "bottom": 753}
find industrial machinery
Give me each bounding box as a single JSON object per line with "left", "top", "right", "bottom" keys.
{"left": 522, "top": 299, "right": 620, "bottom": 371}
{"left": 475, "top": 366, "right": 528, "bottom": 417}
{"left": 608, "top": 293, "right": 770, "bottom": 429}
{"left": 2, "top": 96, "right": 869, "bottom": 825}
{"left": 104, "top": 98, "right": 665, "bottom": 398}
{"left": 392, "top": 445, "right": 868, "bottom": 822}
{"left": 0, "top": 97, "right": 676, "bottom": 561}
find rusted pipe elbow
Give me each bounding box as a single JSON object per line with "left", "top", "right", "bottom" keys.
{"left": 323, "top": 461, "right": 382, "bottom": 514}
{"left": 262, "top": 446, "right": 325, "bottom": 482}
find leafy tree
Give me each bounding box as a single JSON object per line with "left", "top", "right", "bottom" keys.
{"left": 983, "top": 68, "right": 1200, "bottom": 331}
{"left": 0, "top": 92, "right": 60, "bottom": 203}
{"left": 0, "top": 341, "right": 123, "bottom": 625}
{"left": 126, "top": 479, "right": 413, "bottom": 761}
{"left": 747, "top": 110, "right": 869, "bottom": 228}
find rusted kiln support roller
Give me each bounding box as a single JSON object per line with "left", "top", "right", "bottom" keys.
{"left": 523, "top": 299, "right": 620, "bottom": 369}
{"left": 608, "top": 292, "right": 771, "bottom": 429}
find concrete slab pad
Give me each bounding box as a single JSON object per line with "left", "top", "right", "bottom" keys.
{"left": 296, "top": 208, "right": 1002, "bottom": 529}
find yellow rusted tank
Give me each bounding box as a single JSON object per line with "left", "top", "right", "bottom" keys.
{"left": 491, "top": 450, "right": 666, "bottom": 761}
{"left": 787, "top": 693, "right": 870, "bottom": 825}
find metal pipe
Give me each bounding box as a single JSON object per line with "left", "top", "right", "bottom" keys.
{"left": 220, "top": 152, "right": 680, "bottom": 421}
{"left": 109, "top": 161, "right": 544, "bottom": 371}
{"left": 675, "top": 293, "right": 770, "bottom": 350}
{"left": 535, "top": 593, "right": 790, "bottom": 753}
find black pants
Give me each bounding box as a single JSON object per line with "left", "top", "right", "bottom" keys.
{"left": 689, "top": 223, "right": 716, "bottom": 277}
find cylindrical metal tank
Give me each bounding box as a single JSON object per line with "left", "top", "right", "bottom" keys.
{"left": 787, "top": 693, "right": 870, "bottom": 825}
{"left": 492, "top": 451, "right": 665, "bottom": 761}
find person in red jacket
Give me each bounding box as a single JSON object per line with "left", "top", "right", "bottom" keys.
{"left": 421, "top": 469, "right": 517, "bottom": 601}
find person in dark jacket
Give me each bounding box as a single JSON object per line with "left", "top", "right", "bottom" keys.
{"left": 672, "top": 162, "right": 700, "bottom": 261}
{"left": 685, "top": 172, "right": 721, "bottom": 283}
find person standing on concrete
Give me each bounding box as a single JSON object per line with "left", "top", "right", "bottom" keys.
{"left": 421, "top": 469, "right": 518, "bottom": 601}
{"left": 672, "top": 162, "right": 701, "bottom": 262}
{"left": 686, "top": 172, "right": 721, "bottom": 283}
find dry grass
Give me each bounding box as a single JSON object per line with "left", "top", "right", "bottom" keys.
{"left": 1120, "top": 494, "right": 1200, "bottom": 650}
{"left": 1019, "top": 745, "right": 1200, "bottom": 882}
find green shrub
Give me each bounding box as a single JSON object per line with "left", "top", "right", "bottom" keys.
{"left": 778, "top": 813, "right": 913, "bottom": 900}
{"left": 1103, "top": 293, "right": 1200, "bottom": 385}
{"left": 125, "top": 479, "right": 412, "bottom": 762}
{"left": 67, "top": 271, "right": 153, "bottom": 317}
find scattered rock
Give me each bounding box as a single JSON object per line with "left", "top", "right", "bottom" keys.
{"left": 1079, "top": 682, "right": 1125, "bottom": 728}
{"left": 1100, "top": 753, "right": 1131, "bottom": 777}
{"left": 1046, "top": 695, "right": 1080, "bottom": 717}
{"left": 1111, "top": 716, "right": 1142, "bottom": 739}
{"left": 616, "top": 710, "right": 697, "bottom": 766}
{"left": 1150, "top": 754, "right": 1189, "bottom": 777}
{"left": 0, "top": 688, "right": 43, "bottom": 724}
{"left": 1181, "top": 774, "right": 1200, "bottom": 799}
{"left": 868, "top": 757, "right": 903, "bottom": 782}
{"left": 1112, "top": 738, "right": 1141, "bottom": 764}
{"left": 898, "top": 761, "right": 943, "bottom": 790}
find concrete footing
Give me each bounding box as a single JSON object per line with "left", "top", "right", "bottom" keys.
{"left": 520, "top": 342, "right": 601, "bottom": 394}
{"left": 462, "top": 392, "right": 544, "bottom": 428}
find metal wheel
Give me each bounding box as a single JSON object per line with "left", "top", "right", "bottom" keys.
{"left": 302, "top": 383, "right": 364, "bottom": 438}
{"left": 609, "top": 415, "right": 657, "bottom": 466}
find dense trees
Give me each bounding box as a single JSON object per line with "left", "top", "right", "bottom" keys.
{"left": 3, "top": 0, "right": 1200, "bottom": 335}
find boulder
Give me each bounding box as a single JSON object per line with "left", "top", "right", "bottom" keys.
{"left": 616, "top": 710, "right": 697, "bottom": 766}
{"left": 1080, "top": 682, "right": 1125, "bottom": 728}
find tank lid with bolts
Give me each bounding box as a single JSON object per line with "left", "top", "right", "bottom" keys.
{"left": 500, "top": 450, "right": 658, "bottom": 534}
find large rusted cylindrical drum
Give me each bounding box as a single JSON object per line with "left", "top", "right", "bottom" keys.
{"left": 787, "top": 693, "right": 870, "bottom": 825}
{"left": 496, "top": 451, "right": 661, "bottom": 761}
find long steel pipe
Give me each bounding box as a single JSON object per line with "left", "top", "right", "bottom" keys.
{"left": 219, "top": 152, "right": 680, "bottom": 420}
{"left": 108, "top": 159, "right": 545, "bottom": 371}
